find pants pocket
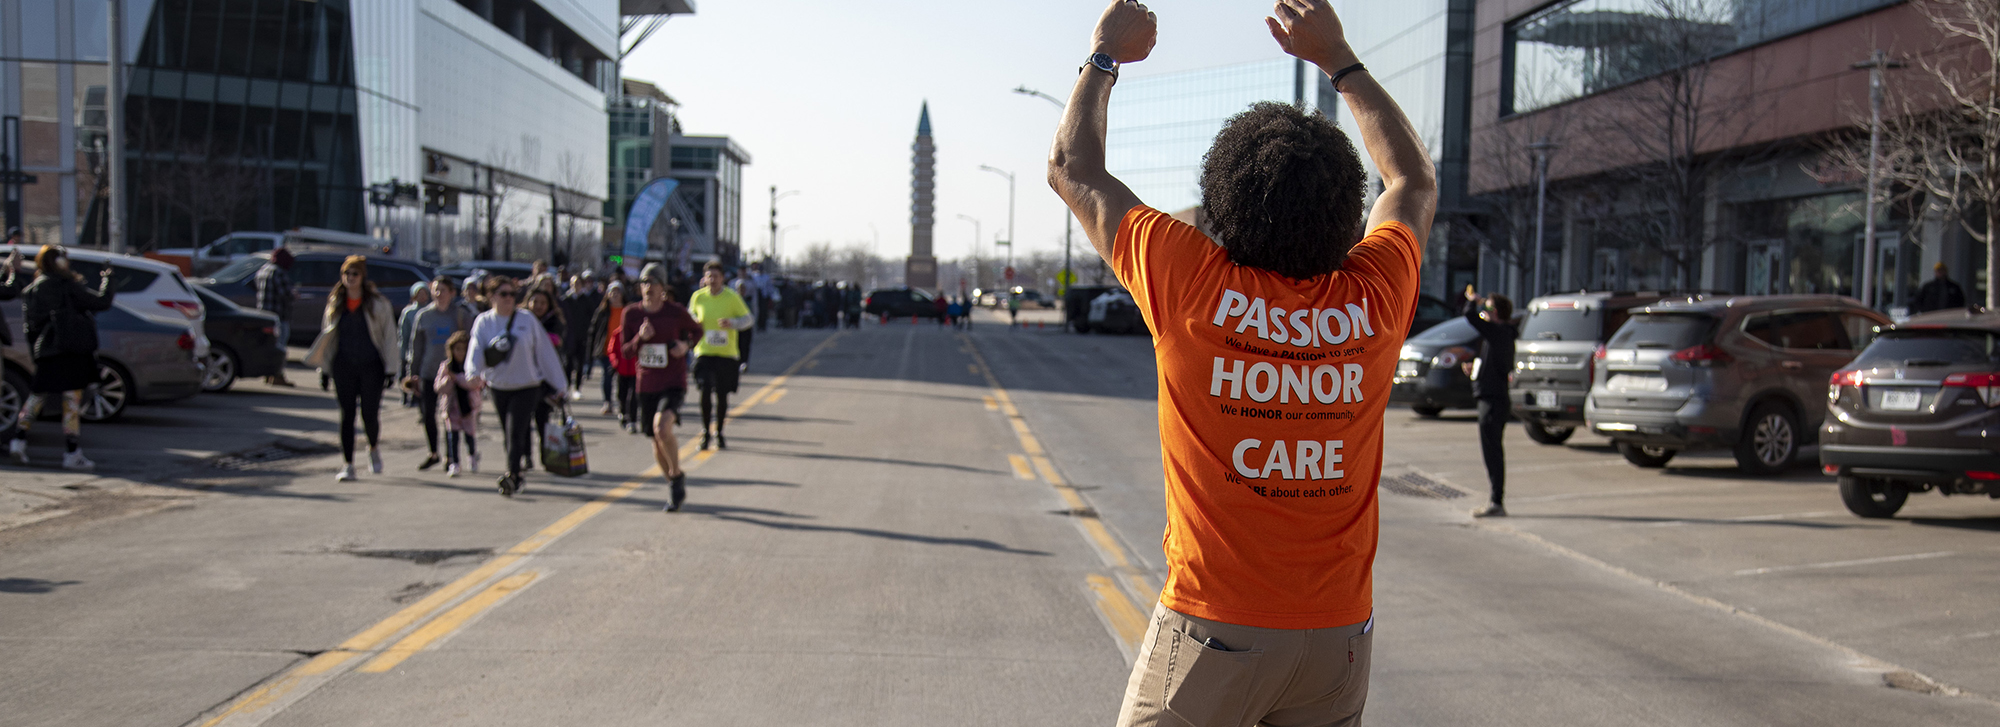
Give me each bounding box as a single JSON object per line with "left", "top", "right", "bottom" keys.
{"left": 1163, "top": 627, "right": 1263, "bottom": 727}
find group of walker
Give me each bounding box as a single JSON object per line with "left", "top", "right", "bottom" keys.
{"left": 303, "top": 255, "right": 754, "bottom": 508}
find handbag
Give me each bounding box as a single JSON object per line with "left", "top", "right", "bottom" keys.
{"left": 483, "top": 311, "right": 519, "bottom": 368}
{"left": 540, "top": 403, "right": 589, "bottom": 477}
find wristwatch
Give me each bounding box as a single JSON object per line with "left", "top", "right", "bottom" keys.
{"left": 1084, "top": 52, "right": 1119, "bottom": 80}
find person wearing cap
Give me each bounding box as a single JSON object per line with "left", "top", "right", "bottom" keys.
{"left": 397, "top": 282, "right": 434, "bottom": 407}
{"left": 621, "top": 264, "right": 702, "bottom": 510}
{"left": 303, "top": 256, "right": 400, "bottom": 482}
{"left": 254, "top": 248, "right": 298, "bottom": 386}
{"left": 1913, "top": 261, "right": 1967, "bottom": 313}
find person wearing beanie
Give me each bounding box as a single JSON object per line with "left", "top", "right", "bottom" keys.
{"left": 255, "top": 248, "right": 298, "bottom": 386}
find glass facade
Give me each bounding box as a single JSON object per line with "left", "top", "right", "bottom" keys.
{"left": 1505, "top": 0, "right": 1899, "bottom": 115}
{"left": 665, "top": 134, "right": 748, "bottom": 265}
{"left": 124, "top": 0, "right": 366, "bottom": 249}
{"left": 1107, "top": 59, "right": 1331, "bottom": 215}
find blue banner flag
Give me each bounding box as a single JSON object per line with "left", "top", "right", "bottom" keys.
{"left": 622, "top": 178, "right": 680, "bottom": 261}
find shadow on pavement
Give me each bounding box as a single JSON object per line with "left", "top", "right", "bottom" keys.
{"left": 688, "top": 504, "right": 1053, "bottom": 556}
{"left": 1908, "top": 516, "right": 2000, "bottom": 532}
{"left": 1511, "top": 513, "right": 1879, "bottom": 529}
{"left": 0, "top": 577, "right": 83, "bottom": 593}
{"left": 728, "top": 446, "right": 1006, "bottom": 476}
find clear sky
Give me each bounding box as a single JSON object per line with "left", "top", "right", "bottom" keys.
{"left": 621, "top": 1, "right": 1300, "bottom": 265}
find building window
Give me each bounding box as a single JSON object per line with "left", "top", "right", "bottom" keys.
{"left": 1503, "top": 0, "right": 1899, "bottom": 115}
{"left": 670, "top": 146, "right": 718, "bottom": 171}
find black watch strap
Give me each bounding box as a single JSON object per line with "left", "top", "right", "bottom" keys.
{"left": 1329, "top": 62, "right": 1367, "bottom": 92}
{"left": 1084, "top": 52, "right": 1119, "bottom": 79}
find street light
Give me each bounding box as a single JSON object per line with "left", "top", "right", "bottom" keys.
{"left": 1853, "top": 49, "right": 1905, "bottom": 309}
{"left": 978, "top": 165, "right": 1016, "bottom": 273}
{"left": 957, "top": 214, "right": 982, "bottom": 290}
{"left": 769, "top": 186, "right": 801, "bottom": 262}
{"left": 1527, "top": 138, "right": 1559, "bottom": 301}
{"left": 1012, "top": 86, "right": 1077, "bottom": 298}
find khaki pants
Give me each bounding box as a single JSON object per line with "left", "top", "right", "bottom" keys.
{"left": 1115, "top": 604, "right": 1372, "bottom": 727}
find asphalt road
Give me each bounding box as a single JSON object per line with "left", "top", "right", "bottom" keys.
{"left": 2, "top": 306, "right": 1997, "bottom": 725}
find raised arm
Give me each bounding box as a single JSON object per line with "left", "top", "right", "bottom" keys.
{"left": 1047, "top": 0, "right": 1156, "bottom": 263}
{"left": 1267, "top": 0, "right": 1436, "bottom": 242}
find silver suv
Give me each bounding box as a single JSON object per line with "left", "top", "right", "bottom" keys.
{"left": 1586, "top": 295, "right": 1889, "bottom": 474}
{"left": 1511, "top": 292, "right": 1685, "bottom": 444}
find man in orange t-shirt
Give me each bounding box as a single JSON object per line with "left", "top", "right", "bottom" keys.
{"left": 1049, "top": 1, "right": 1436, "bottom": 724}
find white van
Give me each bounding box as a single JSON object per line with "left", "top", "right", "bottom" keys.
{"left": 150, "top": 227, "right": 393, "bottom": 277}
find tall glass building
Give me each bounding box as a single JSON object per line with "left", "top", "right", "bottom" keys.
{"left": 1107, "top": 59, "right": 1334, "bottom": 216}
{"left": 0, "top": 0, "right": 614, "bottom": 266}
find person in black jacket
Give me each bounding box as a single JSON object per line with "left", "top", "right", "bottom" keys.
{"left": 1912, "top": 262, "right": 1967, "bottom": 313}
{"left": 7, "top": 246, "right": 115, "bottom": 471}
{"left": 1465, "top": 293, "right": 1516, "bottom": 518}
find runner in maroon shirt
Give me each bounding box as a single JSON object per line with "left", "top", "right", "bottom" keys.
{"left": 620, "top": 267, "right": 703, "bottom": 511}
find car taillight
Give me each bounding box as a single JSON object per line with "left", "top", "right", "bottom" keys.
{"left": 260, "top": 326, "right": 276, "bottom": 336}
{"left": 176, "top": 332, "right": 195, "bottom": 351}
{"left": 158, "top": 300, "right": 202, "bottom": 319}
{"left": 1670, "top": 343, "right": 1731, "bottom": 366}
{"left": 1830, "top": 370, "right": 1865, "bottom": 387}
{"left": 1942, "top": 372, "right": 2000, "bottom": 407}
{"left": 1590, "top": 343, "right": 1605, "bottom": 388}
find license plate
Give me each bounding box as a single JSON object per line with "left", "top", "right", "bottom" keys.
{"left": 1534, "top": 390, "right": 1558, "bottom": 408}
{"left": 1608, "top": 374, "right": 1668, "bottom": 392}
{"left": 1396, "top": 360, "right": 1420, "bottom": 378}
{"left": 1880, "top": 388, "right": 1922, "bottom": 411}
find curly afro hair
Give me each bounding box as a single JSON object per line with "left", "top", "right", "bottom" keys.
{"left": 1199, "top": 102, "right": 1367, "bottom": 280}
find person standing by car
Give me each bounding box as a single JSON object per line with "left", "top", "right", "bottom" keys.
{"left": 7, "top": 246, "right": 114, "bottom": 471}
{"left": 466, "top": 276, "right": 567, "bottom": 497}
{"left": 405, "top": 277, "right": 474, "bottom": 470}
{"left": 254, "top": 248, "right": 298, "bottom": 386}
{"left": 304, "top": 256, "right": 399, "bottom": 482}
{"left": 621, "top": 269, "right": 702, "bottom": 511}
{"left": 1465, "top": 293, "right": 1517, "bottom": 518}
{"left": 1912, "top": 262, "right": 1967, "bottom": 313}
{"left": 688, "top": 260, "right": 753, "bottom": 451}
{"left": 396, "top": 282, "right": 433, "bottom": 407}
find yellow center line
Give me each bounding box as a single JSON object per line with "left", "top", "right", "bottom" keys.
{"left": 957, "top": 332, "right": 1161, "bottom": 653}
{"left": 1008, "top": 454, "right": 1036, "bottom": 480}
{"left": 982, "top": 395, "right": 998, "bottom": 411}
{"left": 358, "top": 571, "right": 542, "bottom": 673}
{"left": 196, "top": 330, "right": 846, "bottom": 727}
{"left": 765, "top": 388, "right": 788, "bottom": 404}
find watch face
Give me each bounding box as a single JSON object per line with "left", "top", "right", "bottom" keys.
{"left": 1091, "top": 52, "right": 1116, "bottom": 71}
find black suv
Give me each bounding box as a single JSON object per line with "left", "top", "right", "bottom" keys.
{"left": 1822, "top": 309, "right": 2000, "bottom": 517}
{"left": 863, "top": 287, "right": 943, "bottom": 319}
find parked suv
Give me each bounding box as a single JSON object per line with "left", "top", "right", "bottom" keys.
{"left": 1586, "top": 295, "right": 1889, "bottom": 474}
{"left": 1511, "top": 292, "right": 1684, "bottom": 444}
{"left": 201, "top": 252, "right": 432, "bottom": 345}
{"left": 1822, "top": 309, "right": 2000, "bottom": 517}
{"left": 1392, "top": 317, "right": 1481, "bottom": 417}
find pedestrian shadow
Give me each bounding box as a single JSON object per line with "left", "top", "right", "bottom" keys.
{"left": 1508, "top": 513, "right": 1874, "bottom": 529}
{"left": 1907, "top": 516, "right": 2000, "bottom": 532}
{"left": 688, "top": 505, "right": 1051, "bottom": 556}
{"left": 709, "top": 436, "right": 822, "bottom": 447}
{"left": 0, "top": 577, "right": 82, "bottom": 593}
{"left": 690, "top": 477, "right": 800, "bottom": 489}
{"left": 728, "top": 413, "right": 854, "bottom": 425}
{"left": 726, "top": 447, "right": 1006, "bottom": 476}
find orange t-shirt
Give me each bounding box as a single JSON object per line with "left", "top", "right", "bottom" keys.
{"left": 1114, "top": 205, "right": 1421, "bottom": 629}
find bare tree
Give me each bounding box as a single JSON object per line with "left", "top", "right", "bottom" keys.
{"left": 144, "top": 142, "right": 264, "bottom": 249}
{"left": 551, "top": 150, "right": 600, "bottom": 266}
{"left": 787, "top": 241, "right": 837, "bottom": 280}
{"left": 480, "top": 146, "right": 524, "bottom": 260}
{"left": 1466, "top": 107, "right": 1571, "bottom": 295}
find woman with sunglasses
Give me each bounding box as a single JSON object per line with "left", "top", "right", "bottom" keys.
{"left": 465, "top": 275, "right": 567, "bottom": 497}
{"left": 303, "top": 256, "right": 400, "bottom": 482}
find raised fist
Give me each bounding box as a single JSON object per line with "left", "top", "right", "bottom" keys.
{"left": 1092, "top": 0, "right": 1157, "bottom": 64}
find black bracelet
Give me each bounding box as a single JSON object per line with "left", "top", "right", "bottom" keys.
{"left": 1329, "top": 62, "right": 1367, "bottom": 93}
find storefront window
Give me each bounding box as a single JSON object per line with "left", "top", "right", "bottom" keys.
{"left": 1505, "top": 0, "right": 1899, "bottom": 115}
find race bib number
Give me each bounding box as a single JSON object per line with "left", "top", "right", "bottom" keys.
{"left": 705, "top": 329, "right": 730, "bottom": 347}
{"left": 638, "top": 343, "right": 669, "bottom": 369}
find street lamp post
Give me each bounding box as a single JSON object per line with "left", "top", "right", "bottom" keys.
{"left": 1528, "top": 138, "right": 1559, "bottom": 301}
{"left": 956, "top": 214, "right": 981, "bottom": 290}
{"left": 106, "top": 0, "right": 126, "bottom": 253}
{"left": 1853, "top": 50, "right": 1905, "bottom": 309}
{"left": 769, "top": 186, "right": 800, "bottom": 263}
{"left": 1012, "top": 86, "right": 1075, "bottom": 298}
{"left": 979, "top": 165, "right": 1015, "bottom": 273}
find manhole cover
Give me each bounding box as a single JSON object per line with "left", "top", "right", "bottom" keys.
{"left": 211, "top": 441, "right": 339, "bottom": 471}
{"left": 1381, "top": 472, "right": 1468, "bottom": 500}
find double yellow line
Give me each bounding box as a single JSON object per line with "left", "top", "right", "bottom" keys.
{"left": 195, "top": 331, "right": 843, "bottom": 727}
{"left": 958, "top": 333, "right": 1155, "bottom": 658}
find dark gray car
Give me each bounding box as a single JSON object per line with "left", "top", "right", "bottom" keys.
{"left": 1586, "top": 295, "right": 1889, "bottom": 474}
{"left": 1511, "top": 292, "right": 1683, "bottom": 444}
{"left": 1822, "top": 309, "right": 2000, "bottom": 517}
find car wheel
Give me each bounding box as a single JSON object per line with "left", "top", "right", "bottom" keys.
{"left": 1735, "top": 403, "right": 1798, "bottom": 475}
{"left": 1411, "top": 405, "right": 1443, "bottom": 418}
{"left": 1838, "top": 475, "right": 1908, "bottom": 518}
{"left": 1618, "top": 441, "right": 1677, "bottom": 468}
{"left": 80, "top": 360, "right": 131, "bottom": 423}
{"left": 1523, "top": 419, "right": 1575, "bottom": 445}
{"left": 0, "top": 366, "right": 27, "bottom": 439}
{"left": 201, "top": 346, "right": 240, "bottom": 393}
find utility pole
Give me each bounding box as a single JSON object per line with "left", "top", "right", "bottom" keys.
{"left": 1853, "top": 49, "right": 1905, "bottom": 309}
{"left": 1012, "top": 86, "right": 1073, "bottom": 297}
{"left": 769, "top": 186, "right": 799, "bottom": 263}
{"left": 1528, "top": 138, "right": 1558, "bottom": 301}
{"left": 107, "top": 0, "right": 127, "bottom": 253}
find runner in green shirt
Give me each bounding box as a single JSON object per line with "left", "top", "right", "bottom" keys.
{"left": 687, "top": 260, "right": 754, "bottom": 450}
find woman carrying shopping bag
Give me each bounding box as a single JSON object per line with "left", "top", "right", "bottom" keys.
{"left": 465, "top": 276, "right": 566, "bottom": 497}
{"left": 303, "top": 256, "right": 399, "bottom": 482}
